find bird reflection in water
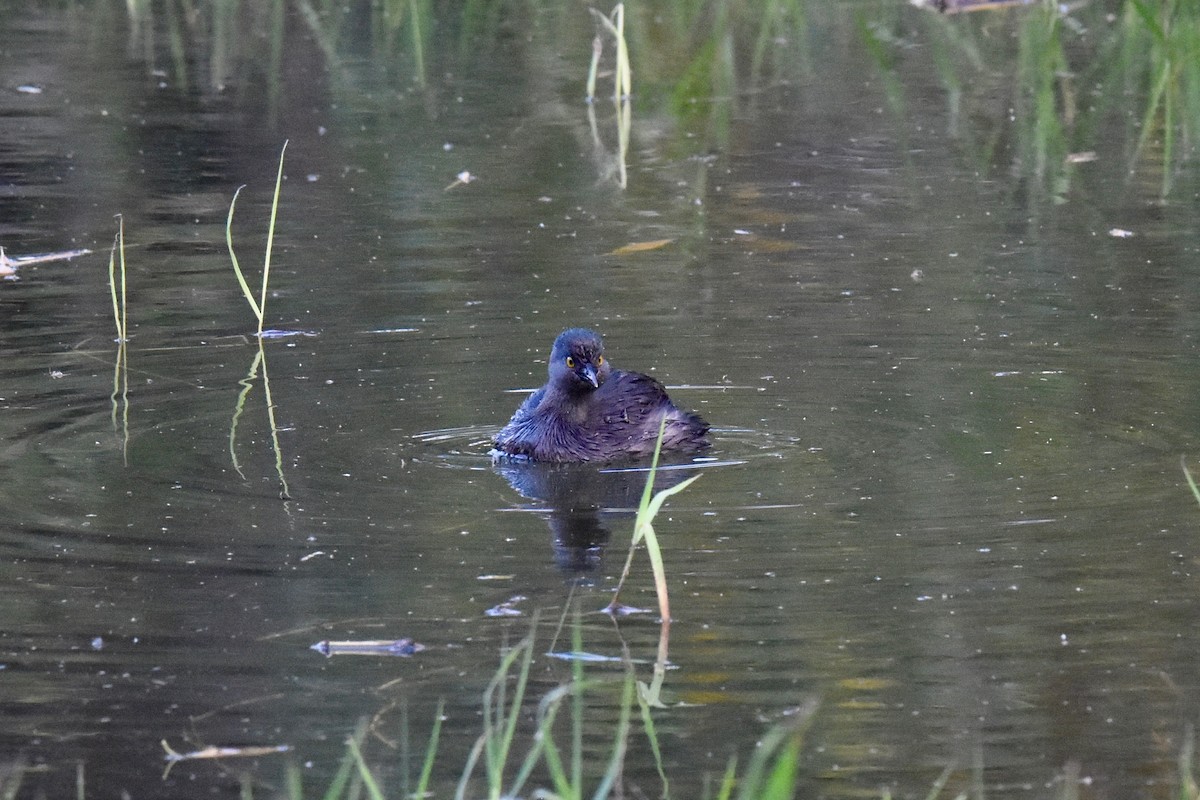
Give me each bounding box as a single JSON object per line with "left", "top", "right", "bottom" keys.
{"left": 492, "top": 457, "right": 700, "bottom": 578}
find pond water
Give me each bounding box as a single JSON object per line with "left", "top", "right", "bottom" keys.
{"left": 3, "top": 1, "right": 1200, "bottom": 798}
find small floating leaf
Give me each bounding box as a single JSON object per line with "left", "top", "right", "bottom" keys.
{"left": 608, "top": 238, "right": 674, "bottom": 256}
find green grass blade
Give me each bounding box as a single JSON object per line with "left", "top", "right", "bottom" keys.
{"left": 613, "top": 3, "right": 631, "bottom": 100}
{"left": 639, "top": 474, "right": 700, "bottom": 622}
{"left": 259, "top": 341, "right": 292, "bottom": 499}
{"left": 631, "top": 415, "right": 667, "bottom": 544}
{"left": 284, "top": 757, "right": 303, "bottom": 800}
{"left": 633, "top": 675, "right": 668, "bottom": 797}
{"left": 118, "top": 216, "right": 127, "bottom": 342}
{"left": 1130, "top": 0, "right": 1167, "bottom": 44}
{"left": 107, "top": 236, "right": 121, "bottom": 341}
{"left": 641, "top": 474, "right": 701, "bottom": 528}
{"left": 411, "top": 699, "right": 444, "bottom": 798}
{"left": 571, "top": 613, "right": 584, "bottom": 794}
{"left": 1182, "top": 456, "right": 1200, "bottom": 508}
{"left": 225, "top": 184, "right": 262, "bottom": 325}
{"left": 465, "top": 622, "right": 538, "bottom": 798}
{"left": 536, "top": 689, "right": 571, "bottom": 797}
{"left": 1131, "top": 38, "right": 1171, "bottom": 166}
{"left": 454, "top": 733, "right": 487, "bottom": 800}
{"left": 1180, "top": 722, "right": 1197, "bottom": 799}
{"left": 735, "top": 701, "right": 819, "bottom": 800}
{"left": 505, "top": 710, "right": 551, "bottom": 799}
{"left": 320, "top": 720, "right": 369, "bottom": 800}
{"left": 229, "top": 347, "right": 263, "bottom": 481}
{"left": 259, "top": 140, "right": 288, "bottom": 336}
{"left": 408, "top": 0, "right": 426, "bottom": 87}
{"left": 346, "top": 735, "right": 387, "bottom": 800}
{"left": 107, "top": 217, "right": 128, "bottom": 343}
{"left": 608, "top": 416, "right": 700, "bottom": 617}
{"left": 922, "top": 763, "right": 956, "bottom": 800}
{"left": 756, "top": 733, "right": 800, "bottom": 800}
{"left": 592, "top": 671, "right": 635, "bottom": 800}
{"left": 586, "top": 34, "right": 602, "bottom": 101}
{"left": 714, "top": 755, "right": 737, "bottom": 800}
{"left": 494, "top": 633, "right": 535, "bottom": 786}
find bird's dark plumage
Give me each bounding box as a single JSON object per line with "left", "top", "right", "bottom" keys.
{"left": 492, "top": 328, "right": 710, "bottom": 463}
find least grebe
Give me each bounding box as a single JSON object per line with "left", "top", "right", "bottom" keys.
{"left": 493, "top": 328, "right": 710, "bottom": 463}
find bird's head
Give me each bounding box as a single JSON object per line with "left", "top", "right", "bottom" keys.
{"left": 548, "top": 328, "right": 612, "bottom": 393}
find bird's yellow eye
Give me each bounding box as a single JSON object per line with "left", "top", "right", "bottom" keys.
{"left": 596, "top": 355, "right": 604, "bottom": 366}
{"left": 565, "top": 356, "right": 575, "bottom": 368}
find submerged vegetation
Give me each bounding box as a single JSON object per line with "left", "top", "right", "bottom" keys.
{"left": 882, "top": 0, "right": 1200, "bottom": 199}
{"left": 97, "top": 0, "right": 1200, "bottom": 200}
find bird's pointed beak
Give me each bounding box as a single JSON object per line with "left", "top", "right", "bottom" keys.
{"left": 580, "top": 364, "right": 599, "bottom": 388}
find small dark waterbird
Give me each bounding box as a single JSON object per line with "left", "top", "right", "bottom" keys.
{"left": 493, "top": 328, "right": 710, "bottom": 462}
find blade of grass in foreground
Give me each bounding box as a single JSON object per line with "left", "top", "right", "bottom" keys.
{"left": 1181, "top": 722, "right": 1198, "bottom": 799}
{"left": 456, "top": 621, "right": 538, "bottom": 800}
{"left": 1182, "top": 456, "right": 1200, "bottom": 509}
{"left": 607, "top": 415, "right": 701, "bottom": 620}
{"left": 735, "top": 699, "right": 819, "bottom": 800}
{"left": 347, "top": 735, "right": 387, "bottom": 800}
{"left": 412, "top": 699, "right": 445, "bottom": 799}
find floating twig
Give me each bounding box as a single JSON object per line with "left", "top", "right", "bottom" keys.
{"left": 160, "top": 740, "right": 291, "bottom": 779}
{"left": 0, "top": 246, "right": 91, "bottom": 279}
{"left": 310, "top": 638, "right": 426, "bottom": 658}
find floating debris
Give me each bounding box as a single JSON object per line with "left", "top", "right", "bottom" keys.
{"left": 910, "top": 0, "right": 1043, "bottom": 13}
{"left": 546, "top": 650, "right": 628, "bottom": 663}
{"left": 259, "top": 329, "right": 319, "bottom": 339}
{"left": 161, "top": 740, "right": 291, "bottom": 778}
{"left": 162, "top": 741, "right": 292, "bottom": 764}
{"left": 485, "top": 595, "right": 527, "bottom": 617}
{"left": 445, "top": 170, "right": 475, "bottom": 190}
{"left": 604, "top": 604, "right": 651, "bottom": 617}
{"left": 0, "top": 246, "right": 91, "bottom": 279}
{"left": 310, "top": 638, "right": 425, "bottom": 657}
{"left": 608, "top": 238, "right": 674, "bottom": 256}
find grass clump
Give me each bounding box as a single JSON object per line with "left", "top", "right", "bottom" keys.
{"left": 226, "top": 140, "right": 288, "bottom": 337}
{"left": 293, "top": 621, "right": 802, "bottom": 800}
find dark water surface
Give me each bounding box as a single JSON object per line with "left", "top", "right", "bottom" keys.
{"left": 3, "top": 2, "right": 1200, "bottom": 798}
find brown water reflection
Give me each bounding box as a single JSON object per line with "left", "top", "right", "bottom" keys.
{"left": 3, "top": 2, "right": 1200, "bottom": 799}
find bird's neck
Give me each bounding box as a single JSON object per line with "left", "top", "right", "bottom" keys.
{"left": 543, "top": 383, "right": 595, "bottom": 422}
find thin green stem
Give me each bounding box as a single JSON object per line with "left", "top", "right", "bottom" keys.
{"left": 260, "top": 140, "right": 288, "bottom": 336}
